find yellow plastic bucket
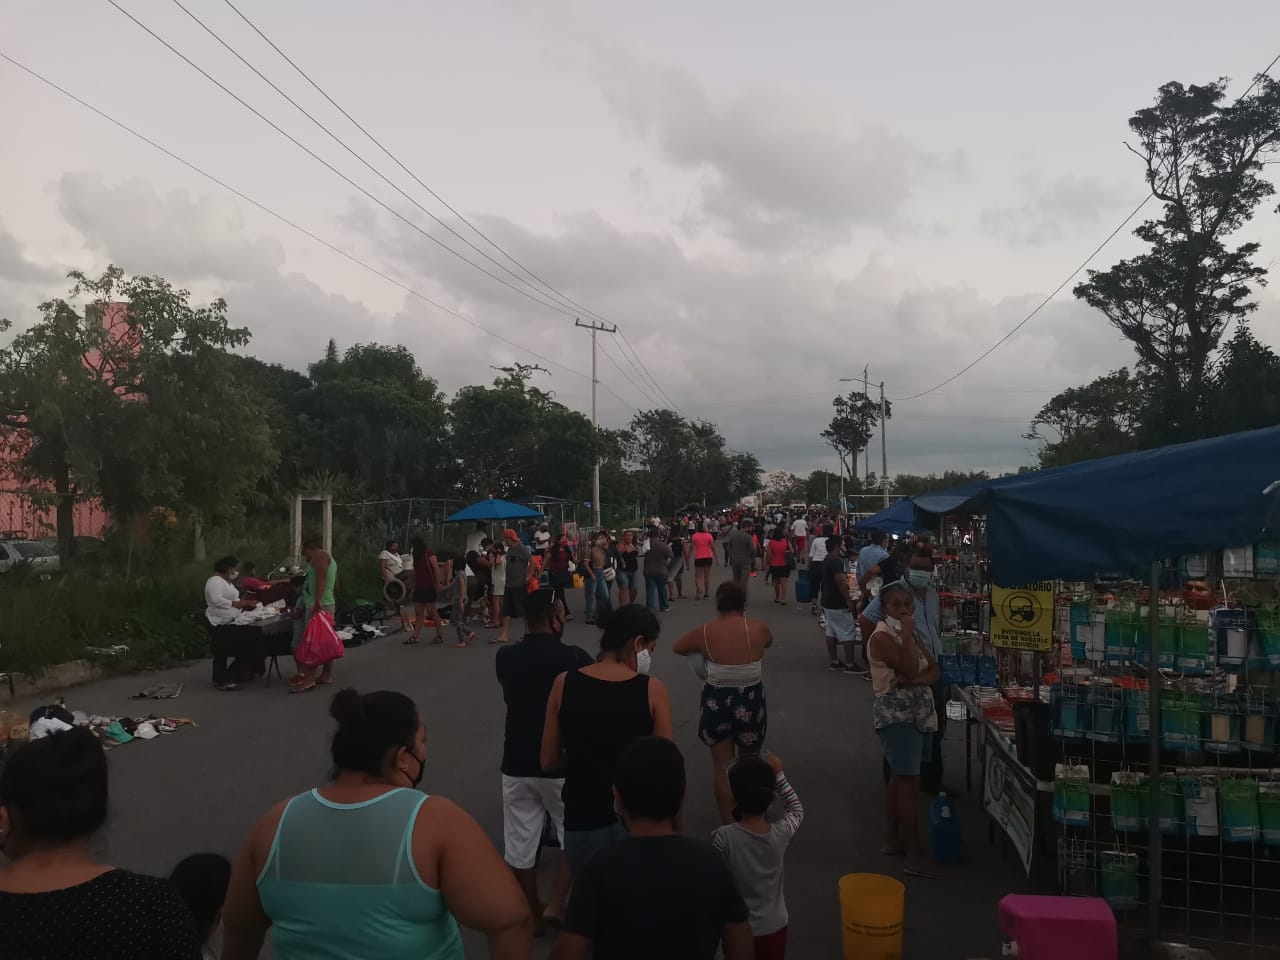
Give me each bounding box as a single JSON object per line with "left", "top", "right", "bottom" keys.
{"left": 839, "top": 872, "right": 904, "bottom": 960}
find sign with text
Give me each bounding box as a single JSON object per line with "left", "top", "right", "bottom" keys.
{"left": 990, "top": 581, "right": 1054, "bottom": 651}
{"left": 982, "top": 727, "right": 1036, "bottom": 876}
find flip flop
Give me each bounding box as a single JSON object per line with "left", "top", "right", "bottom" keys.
{"left": 403, "top": 637, "right": 419, "bottom": 645}
{"left": 432, "top": 636, "right": 445, "bottom": 645}
{"left": 289, "top": 680, "right": 317, "bottom": 694}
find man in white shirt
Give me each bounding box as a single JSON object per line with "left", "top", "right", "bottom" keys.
{"left": 807, "top": 525, "right": 830, "bottom": 616}
{"left": 791, "top": 515, "right": 809, "bottom": 557}
{"left": 533, "top": 524, "right": 552, "bottom": 558}
{"left": 205, "top": 556, "right": 260, "bottom": 689}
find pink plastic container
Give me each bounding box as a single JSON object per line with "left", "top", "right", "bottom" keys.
{"left": 998, "top": 895, "right": 1116, "bottom": 960}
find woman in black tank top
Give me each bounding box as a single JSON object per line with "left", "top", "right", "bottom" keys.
{"left": 540, "top": 605, "right": 674, "bottom": 879}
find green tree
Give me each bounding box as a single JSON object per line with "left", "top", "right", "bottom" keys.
{"left": 1204, "top": 327, "right": 1280, "bottom": 435}
{"left": 892, "top": 470, "right": 992, "bottom": 498}
{"left": 821, "top": 390, "right": 888, "bottom": 482}
{"left": 0, "top": 267, "right": 262, "bottom": 556}
{"left": 802, "top": 469, "right": 842, "bottom": 507}
{"left": 1024, "top": 369, "right": 1146, "bottom": 467}
{"left": 1074, "top": 76, "right": 1280, "bottom": 441}
{"left": 762, "top": 470, "right": 804, "bottom": 503}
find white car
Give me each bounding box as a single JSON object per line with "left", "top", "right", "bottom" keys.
{"left": 0, "top": 539, "right": 61, "bottom": 577}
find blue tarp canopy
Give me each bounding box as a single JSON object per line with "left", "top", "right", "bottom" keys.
{"left": 913, "top": 425, "right": 1280, "bottom": 585}
{"left": 444, "top": 497, "right": 542, "bottom": 523}
{"left": 853, "top": 499, "right": 916, "bottom": 535}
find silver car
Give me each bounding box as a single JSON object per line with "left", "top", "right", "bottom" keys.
{"left": 0, "top": 539, "right": 62, "bottom": 577}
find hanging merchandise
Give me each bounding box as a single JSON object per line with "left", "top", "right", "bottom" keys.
{"left": 1160, "top": 690, "right": 1203, "bottom": 752}
{"left": 1122, "top": 686, "right": 1149, "bottom": 745}
{"left": 1223, "top": 546, "right": 1255, "bottom": 578}
{"left": 1259, "top": 783, "right": 1280, "bottom": 847}
{"left": 1086, "top": 683, "right": 1123, "bottom": 744}
{"left": 1109, "top": 771, "right": 1148, "bottom": 832}
{"left": 1175, "top": 620, "right": 1210, "bottom": 675}
{"left": 1219, "top": 779, "right": 1261, "bottom": 843}
{"left": 1157, "top": 775, "right": 1185, "bottom": 836}
{"left": 1243, "top": 693, "right": 1276, "bottom": 754}
{"left": 1099, "top": 850, "right": 1141, "bottom": 911}
{"left": 1256, "top": 542, "right": 1280, "bottom": 575}
{"left": 1155, "top": 616, "right": 1180, "bottom": 670}
{"left": 1211, "top": 606, "right": 1253, "bottom": 669}
{"left": 1203, "top": 692, "right": 1243, "bottom": 754}
{"left": 1259, "top": 607, "right": 1280, "bottom": 667}
{"left": 1104, "top": 608, "right": 1136, "bottom": 664}
{"left": 1053, "top": 763, "right": 1091, "bottom": 827}
{"left": 1051, "top": 682, "right": 1087, "bottom": 741}
{"left": 1182, "top": 777, "right": 1219, "bottom": 839}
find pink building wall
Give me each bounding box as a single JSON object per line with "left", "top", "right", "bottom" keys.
{"left": 0, "top": 302, "right": 130, "bottom": 540}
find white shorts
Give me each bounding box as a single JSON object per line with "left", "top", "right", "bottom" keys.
{"left": 501, "top": 774, "right": 565, "bottom": 869}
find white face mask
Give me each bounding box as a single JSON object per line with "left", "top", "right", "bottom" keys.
{"left": 885, "top": 615, "right": 903, "bottom": 632}
{"left": 635, "top": 647, "right": 652, "bottom": 675}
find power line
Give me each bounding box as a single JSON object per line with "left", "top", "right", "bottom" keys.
{"left": 0, "top": 50, "right": 642, "bottom": 416}
{"left": 612, "top": 329, "right": 684, "bottom": 413}
{"left": 892, "top": 51, "right": 1280, "bottom": 404}
{"left": 104, "top": 0, "right": 584, "bottom": 323}
{"left": 598, "top": 337, "right": 667, "bottom": 409}
{"left": 215, "top": 0, "right": 688, "bottom": 415}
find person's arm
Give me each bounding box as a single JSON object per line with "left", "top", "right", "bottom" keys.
{"left": 311, "top": 554, "right": 330, "bottom": 613}
{"left": 380, "top": 556, "right": 392, "bottom": 582}
{"left": 540, "top": 672, "right": 566, "bottom": 773}
{"left": 649, "top": 677, "right": 673, "bottom": 739}
{"left": 867, "top": 628, "right": 912, "bottom": 679}
{"left": 423, "top": 798, "right": 533, "bottom": 959}
{"left": 858, "top": 596, "right": 881, "bottom": 641}
{"left": 672, "top": 625, "right": 702, "bottom": 656}
{"left": 757, "top": 621, "right": 775, "bottom": 650}
{"left": 722, "top": 922, "right": 755, "bottom": 960}
{"left": 766, "top": 754, "right": 804, "bottom": 839}
{"left": 220, "top": 802, "right": 286, "bottom": 960}
{"left": 857, "top": 562, "right": 881, "bottom": 588}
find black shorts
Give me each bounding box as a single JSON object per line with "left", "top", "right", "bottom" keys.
{"left": 503, "top": 589, "right": 527, "bottom": 618}
{"left": 412, "top": 586, "right": 437, "bottom": 604}
{"left": 770, "top": 565, "right": 789, "bottom": 579}
{"left": 694, "top": 557, "right": 713, "bottom": 568}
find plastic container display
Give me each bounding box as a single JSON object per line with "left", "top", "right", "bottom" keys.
{"left": 1110, "top": 771, "right": 1148, "bottom": 832}
{"left": 998, "top": 894, "right": 1118, "bottom": 960}
{"left": 1219, "top": 779, "right": 1261, "bottom": 843}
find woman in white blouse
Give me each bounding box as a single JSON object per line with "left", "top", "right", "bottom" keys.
{"left": 205, "top": 556, "right": 260, "bottom": 689}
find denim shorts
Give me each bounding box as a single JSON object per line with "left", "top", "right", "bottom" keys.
{"left": 614, "top": 569, "right": 637, "bottom": 590}
{"left": 878, "top": 722, "right": 933, "bottom": 777}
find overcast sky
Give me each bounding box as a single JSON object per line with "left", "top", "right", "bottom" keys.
{"left": 3, "top": 0, "right": 1280, "bottom": 482}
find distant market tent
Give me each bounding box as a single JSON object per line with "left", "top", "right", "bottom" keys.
{"left": 444, "top": 497, "right": 542, "bottom": 524}
{"left": 913, "top": 425, "right": 1280, "bottom": 585}
{"left": 853, "top": 499, "right": 916, "bottom": 536}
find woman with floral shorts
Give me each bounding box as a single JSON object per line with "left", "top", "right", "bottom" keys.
{"left": 674, "top": 581, "right": 775, "bottom": 824}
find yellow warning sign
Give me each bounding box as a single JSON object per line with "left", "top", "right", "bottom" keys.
{"left": 990, "top": 581, "right": 1054, "bottom": 651}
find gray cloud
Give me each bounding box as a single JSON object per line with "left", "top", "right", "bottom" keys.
{"left": 981, "top": 174, "right": 1133, "bottom": 246}
{"left": 594, "top": 46, "right": 951, "bottom": 249}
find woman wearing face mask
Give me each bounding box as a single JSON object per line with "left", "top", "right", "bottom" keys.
{"left": 539, "top": 604, "right": 673, "bottom": 879}
{"left": 0, "top": 729, "right": 202, "bottom": 960}
{"left": 221, "top": 688, "right": 531, "bottom": 960}
{"left": 866, "top": 582, "right": 940, "bottom": 879}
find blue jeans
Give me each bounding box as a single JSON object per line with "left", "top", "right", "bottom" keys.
{"left": 584, "top": 575, "right": 611, "bottom": 620}
{"left": 645, "top": 574, "right": 669, "bottom": 611}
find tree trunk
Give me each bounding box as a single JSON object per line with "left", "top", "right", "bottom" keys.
{"left": 54, "top": 463, "right": 76, "bottom": 562}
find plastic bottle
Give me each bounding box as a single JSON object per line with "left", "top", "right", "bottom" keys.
{"left": 929, "top": 791, "right": 962, "bottom": 864}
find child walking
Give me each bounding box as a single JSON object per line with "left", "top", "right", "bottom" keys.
{"left": 711, "top": 752, "right": 804, "bottom": 960}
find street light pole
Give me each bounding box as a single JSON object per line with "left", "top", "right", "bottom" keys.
{"left": 575, "top": 318, "right": 617, "bottom": 528}
{"left": 879, "top": 380, "right": 889, "bottom": 507}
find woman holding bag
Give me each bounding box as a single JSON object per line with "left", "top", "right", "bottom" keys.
{"left": 291, "top": 538, "right": 339, "bottom": 694}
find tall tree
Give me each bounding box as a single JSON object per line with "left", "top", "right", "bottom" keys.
{"left": 0, "top": 267, "right": 260, "bottom": 556}
{"left": 820, "top": 390, "right": 888, "bottom": 482}
{"left": 1203, "top": 326, "right": 1280, "bottom": 436}
{"left": 1024, "top": 369, "right": 1146, "bottom": 467}
{"left": 1074, "top": 76, "right": 1280, "bottom": 441}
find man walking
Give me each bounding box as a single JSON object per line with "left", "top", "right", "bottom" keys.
{"left": 726, "top": 520, "right": 757, "bottom": 587}
{"left": 642, "top": 527, "right": 673, "bottom": 612}
{"left": 496, "top": 590, "right": 590, "bottom": 935}
{"left": 819, "top": 535, "right": 860, "bottom": 674}
{"left": 503, "top": 528, "right": 533, "bottom": 639}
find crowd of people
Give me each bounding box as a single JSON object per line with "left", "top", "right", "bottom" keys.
{"left": 1, "top": 503, "right": 950, "bottom": 958}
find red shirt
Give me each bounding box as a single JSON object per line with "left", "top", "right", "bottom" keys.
{"left": 767, "top": 538, "right": 789, "bottom": 567}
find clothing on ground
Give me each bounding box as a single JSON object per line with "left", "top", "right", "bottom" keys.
{"left": 0, "top": 868, "right": 202, "bottom": 960}
{"left": 562, "top": 835, "right": 749, "bottom": 960}
{"left": 495, "top": 632, "right": 593, "bottom": 777}
{"left": 711, "top": 772, "right": 803, "bottom": 936}
{"left": 257, "top": 787, "right": 462, "bottom": 960}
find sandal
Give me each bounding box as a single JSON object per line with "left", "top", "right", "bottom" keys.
{"left": 432, "top": 635, "right": 445, "bottom": 645}
{"left": 220, "top": 682, "right": 240, "bottom": 692}
{"left": 403, "top": 637, "right": 419, "bottom": 645}
{"left": 316, "top": 676, "right": 334, "bottom": 685}
{"left": 289, "top": 680, "right": 317, "bottom": 694}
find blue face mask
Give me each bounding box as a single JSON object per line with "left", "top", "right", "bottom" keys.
{"left": 906, "top": 569, "right": 932, "bottom": 589}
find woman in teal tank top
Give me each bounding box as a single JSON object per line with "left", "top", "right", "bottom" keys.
{"left": 220, "top": 688, "right": 532, "bottom": 959}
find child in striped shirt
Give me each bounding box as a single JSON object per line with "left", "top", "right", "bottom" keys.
{"left": 711, "top": 752, "right": 804, "bottom": 960}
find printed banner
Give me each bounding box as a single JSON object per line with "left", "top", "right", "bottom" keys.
{"left": 990, "top": 581, "right": 1054, "bottom": 651}
{"left": 982, "top": 727, "right": 1036, "bottom": 877}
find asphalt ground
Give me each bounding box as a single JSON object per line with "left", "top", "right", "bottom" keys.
{"left": 6, "top": 564, "right": 1031, "bottom": 958}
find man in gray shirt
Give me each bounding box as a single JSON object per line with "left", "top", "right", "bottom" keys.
{"left": 642, "top": 527, "right": 673, "bottom": 612}
{"left": 502, "top": 529, "right": 533, "bottom": 632}
{"left": 727, "top": 522, "right": 757, "bottom": 586}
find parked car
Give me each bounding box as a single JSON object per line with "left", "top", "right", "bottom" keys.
{"left": 0, "top": 538, "right": 62, "bottom": 577}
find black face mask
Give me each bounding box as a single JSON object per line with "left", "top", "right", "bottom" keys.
{"left": 403, "top": 747, "right": 425, "bottom": 789}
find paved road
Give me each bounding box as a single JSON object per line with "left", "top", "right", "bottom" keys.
{"left": 8, "top": 567, "right": 1030, "bottom": 958}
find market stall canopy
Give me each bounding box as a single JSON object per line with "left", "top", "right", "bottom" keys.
{"left": 444, "top": 497, "right": 542, "bottom": 523}
{"left": 913, "top": 425, "right": 1280, "bottom": 585}
{"left": 853, "top": 499, "right": 916, "bottom": 535}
